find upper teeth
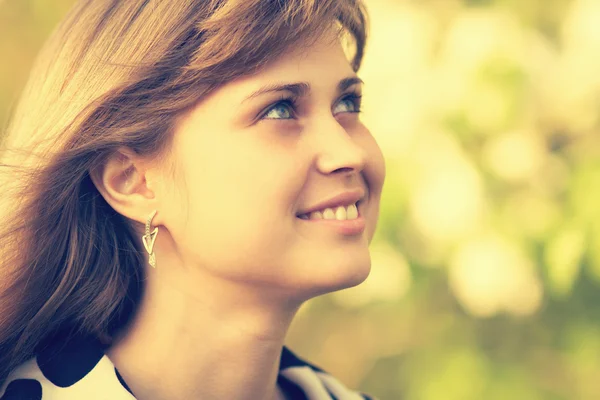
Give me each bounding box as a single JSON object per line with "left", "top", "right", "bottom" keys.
{"left": 299, "top": 203, "right": 359, "bottom": 221}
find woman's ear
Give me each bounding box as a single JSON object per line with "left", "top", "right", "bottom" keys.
{"left": 90, "top": 149, "right": 158, "bottom": 225}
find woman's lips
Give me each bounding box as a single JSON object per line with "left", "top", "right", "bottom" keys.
{"left": 296, "top": 200, "right": 367, "bottom": 236}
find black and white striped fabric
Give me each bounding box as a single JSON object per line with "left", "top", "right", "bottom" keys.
{"left": 0, "top": 335, "right": 374, "bottom": 400}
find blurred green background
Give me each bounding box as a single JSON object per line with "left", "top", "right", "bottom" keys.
{"left": 2, "top": 0, "right": 600, "bottom": 399}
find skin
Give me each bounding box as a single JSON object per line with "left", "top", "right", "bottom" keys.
{"left": 93, "top": 31, "right": 386, "bottom": 400}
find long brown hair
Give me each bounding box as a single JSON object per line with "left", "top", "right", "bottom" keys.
{"left": 0, "top": 0, "right": 367, "bottom": 385}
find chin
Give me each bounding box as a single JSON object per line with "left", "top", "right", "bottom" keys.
{"left": 300, "top": 253, "right": 372, "bottom": 298}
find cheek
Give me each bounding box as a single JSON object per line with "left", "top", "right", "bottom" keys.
{"left": 370, "top": 140, "right": 386, "bottom": 196}
{"left": 361, "top": 128, "right": 386, "bottom": 186}
{"left": 360, "top": 133, "right": 386, "bottom": 243}
{"left": 168, "top": 142, "right": 302, "bottom": 278}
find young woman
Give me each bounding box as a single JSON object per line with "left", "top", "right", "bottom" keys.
{"left": 0, "top": 0, "right": 386, "bottom": 399}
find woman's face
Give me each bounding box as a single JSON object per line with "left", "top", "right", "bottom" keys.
{"left": 158, "top": 34, "right": 386, "bottom": 298}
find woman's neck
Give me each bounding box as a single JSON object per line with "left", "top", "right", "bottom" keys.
{"left": 106, "top": 267, "right": 300, "bottom": 400}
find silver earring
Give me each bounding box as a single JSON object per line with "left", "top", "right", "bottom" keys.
{"left": 142, "top": 210, "right": 158, "bottom": 268}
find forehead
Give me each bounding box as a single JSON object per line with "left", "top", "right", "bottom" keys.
{"left": 221, "top": 34, "right": 355, "bottom": 98}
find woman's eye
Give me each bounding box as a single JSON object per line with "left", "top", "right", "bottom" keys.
{"left": 333, "top": 94, "right": 361, "bottom": 114}
{"left": 259, "top": 94, "right": 361, "bottom": 121}
{"left": 333, "top": 94, "right": 362, "bottom": 115}
{"left": 262, "top": 102, "right": 294, "bottom": 120}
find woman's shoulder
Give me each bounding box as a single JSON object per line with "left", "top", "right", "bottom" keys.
{"left": 0, "top": 335, "right": 134, "bottom": 400}
{"left": 1, "top": 338, "right": 375, "bottom": 400}
{"left": 1, "top": 358, "right": 44, "bottom": 400}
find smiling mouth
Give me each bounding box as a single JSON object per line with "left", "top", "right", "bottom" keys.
{"left": 295, "top": 201, "right": 366, "bottom": 236}
{"left": 296, "top": 200, "right": 364, "bottom": 221}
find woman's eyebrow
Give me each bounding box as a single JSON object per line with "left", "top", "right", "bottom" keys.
{"left": 337, "top": 76, "right": 364, "bottom": 92}
{"left": 243, "top": 82, "right": 310, "bottom": 103}
{"left": 242, "top": 76, "right": 363, "bottom": 103}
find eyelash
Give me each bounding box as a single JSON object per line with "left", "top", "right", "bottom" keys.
{"left": 259, "top": 91, "right": 363, "bottom": 120}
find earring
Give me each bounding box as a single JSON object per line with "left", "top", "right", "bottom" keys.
{"left": 142, "top": 210, "right": 159, "bottom": 268}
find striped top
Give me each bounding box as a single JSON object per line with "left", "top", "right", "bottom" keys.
{"left": 0, "top": 335, "right": 374, "bottom": 400}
